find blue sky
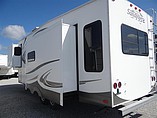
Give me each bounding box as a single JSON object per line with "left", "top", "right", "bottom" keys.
{"left": 0, "top": 0, "right": 157, "bottom": 54}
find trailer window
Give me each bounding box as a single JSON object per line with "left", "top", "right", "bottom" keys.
{"left": 84, "top": 20, "right": 103, "bottom": 72}
{"left": 27, "top": 51, "right": 35, "bottom": 62}
{"left": 121, "top": 24, "right": 148, "bottom": 56}
{"left": 14, "top": 47, "right": 22, "bottom": 56}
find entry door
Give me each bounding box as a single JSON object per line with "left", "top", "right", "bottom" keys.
{"left": 78, "top": 20, "right": 104, "bottom": 101}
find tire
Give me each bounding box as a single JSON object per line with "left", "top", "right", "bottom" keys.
{"left": 40, "top": 97, "right": 49, "bottom": 105}
{"left": 49, "top": 101, "right": 59, "bottom": 110}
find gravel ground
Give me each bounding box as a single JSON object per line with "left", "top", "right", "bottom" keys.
{"left": 0, "top": 78, "right": 157, "bottom": 118}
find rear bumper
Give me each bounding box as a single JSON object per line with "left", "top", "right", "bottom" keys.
{"left": 118, "top": 91, "right": 157, "bottom": 116}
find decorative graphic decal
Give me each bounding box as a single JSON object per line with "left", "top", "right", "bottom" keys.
{"left": 39, "top": 69, "right": 63, "bottom": 88}
{"left": 127, "top": 8, "right": 145, "bottom": 23}
{"left": 33, "top": 27, "right": 47, "bottom": 36}
{"left": 26, "top": 59, "right": 60, "bottom": 74}
{"left": 27, "top": 75, "right": 38, "bottom": 82}
{"left": 79, "top": 79, "right": 102, "bottom": 85}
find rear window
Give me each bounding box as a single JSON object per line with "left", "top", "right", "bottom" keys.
{"left": 121, "top": 24, "right": 149, "bottom": 56}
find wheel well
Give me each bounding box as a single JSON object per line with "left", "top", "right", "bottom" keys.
{"left": 32, "top": 87, "right": 42, "bottom": 97}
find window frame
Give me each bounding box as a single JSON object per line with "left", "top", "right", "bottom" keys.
{"left": 27, "top": 51, "right": 35, "bottom": 62}
{"left": 83, "top": 20, "right": 103, "bottom": 72}
{"left": 121, "top": 24, "right": 149, "bottom": 56}
{"left": 14, "top": 47, "right": 22, "bottom": 56}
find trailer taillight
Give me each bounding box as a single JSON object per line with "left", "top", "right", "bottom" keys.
{"left": 118, "top": 82, "right": 122, "bottom": 88}
{"left": 130, "top": 4, "right": 133, "bottom": 7}
{"left": 113, "top": 83, "right": 117, "bottom": 89}
{"left": 151, "top": 76, "right": 156, "bottom": 81}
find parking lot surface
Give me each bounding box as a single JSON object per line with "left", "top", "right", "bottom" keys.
{"left": 0, "top": 78, "right": 157, "bottom": 118}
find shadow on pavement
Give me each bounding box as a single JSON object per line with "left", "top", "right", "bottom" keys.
{"left": 0, "top": 84, "right": 124, "bottom": 118}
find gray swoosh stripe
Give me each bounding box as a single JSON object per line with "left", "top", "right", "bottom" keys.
{"left": 27, "top": 75, "right": 38, "bottom": 82}
{"left": 33, "top": 28, "right": 47, "bottom": 36}
{"left": 40, "top": 69, "right": 63, "bottom": 88}
{"left": 45, "top": 81, "right": 63, "bottom": 88}
{"left": 26, "top": 59, "right": 60, "bottom": 74}
{"left": 79, "top": 79, "right": 102, "bottom": 85}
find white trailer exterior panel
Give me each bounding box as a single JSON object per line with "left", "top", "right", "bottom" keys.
{"left": 13, "top": 0, "right": 156, "bottom": 111}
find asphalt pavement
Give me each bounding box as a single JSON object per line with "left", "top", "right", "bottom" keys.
{"left": 0, "top": 78, "right": 157, "bottom": 118}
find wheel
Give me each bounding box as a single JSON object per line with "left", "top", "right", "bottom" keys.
{"left": 40, "top": 97, "right": 49, "bottom": 105}
{"left": 49, "top": 101, "right": 59, "bottom": 110}
{"left": 33, "top": 91, "right": 38, "bottom": 96}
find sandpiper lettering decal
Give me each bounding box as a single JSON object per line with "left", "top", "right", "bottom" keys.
{"left": 127, "top": 9, "right": 145, "bottom": 23}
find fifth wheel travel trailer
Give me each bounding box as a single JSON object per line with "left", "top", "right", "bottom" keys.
{"left": 0, "top": 44, "right": 18, "bottom": 79}
{"left": 12, "top": 0, "right": 157, "bottom": 116}
{"left": 0, "top": 55, "right": 9, "bottom": 79}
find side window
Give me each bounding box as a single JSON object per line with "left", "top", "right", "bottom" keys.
{"left": 121, "top": 24, "right": 148, "bottom": 56}
{"left": 84, "top": 20, "right": 103, "bottom": 72}
{"left": 27, "top": 51, "right": 35, "bottom": 62}
{"left": 14, "top": 47, "right": 22, "bottom": 56}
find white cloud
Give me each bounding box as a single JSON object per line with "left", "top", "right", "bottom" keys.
{"left": 1, "top": 25, "right": 26, "bottom": 40}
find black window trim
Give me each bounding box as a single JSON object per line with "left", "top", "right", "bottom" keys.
{"left": 14, "top": 47, "right": 22, "bottom": 56}
{"left": 27, "top": 51, "right": 35, "bottom": 62}
{"left": 83, "top": 20, "right": 103, "bottom": 72}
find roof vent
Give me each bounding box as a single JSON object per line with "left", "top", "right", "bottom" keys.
{"left": 32, "top": 27, "right": 39, "bottom": 32}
